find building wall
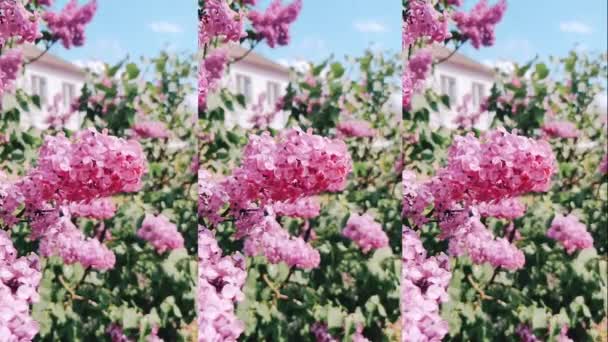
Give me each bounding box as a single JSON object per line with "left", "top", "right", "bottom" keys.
{"left": 223, "top": 61, "right": 290, "bottom": 129}
{"left": 16, "top": 62, "right": 85, "bottom": 131}
{"left": 429, "top": 62, "right": 495, "bottom": 130}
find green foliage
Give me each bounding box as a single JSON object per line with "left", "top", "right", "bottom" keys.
{"left": 403, "top": 50, "right": 608, "bottom": 340}
{"left": 201, "top": 50, "right": 402, "bottom": 340}
{"left": 1, "top": 52, "right": 197, "bottom": 341}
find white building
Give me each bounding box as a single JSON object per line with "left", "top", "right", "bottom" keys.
{"left": 428, "top": 45, "right": 495, "bottom": 129}
{"left": 17, "top": 44, "right": 85, "bottom": 130}
{"left": 223, "top": 44, "right": 291, "bottom": 129}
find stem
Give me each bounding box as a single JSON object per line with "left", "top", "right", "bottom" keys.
{"left": 434, "top": 41, "right": 465, "bottom": 66}
{"left": 24, "top": 41, "right": 56, "bottom": 66}
{"left": 277, "top": 220, "right": 313, "bottom": 291}
{"left": 487, "top": 222, "right": 518, "bottom": 286}
{"left": 230, "top": 40, "right": 260, "bottom": 65}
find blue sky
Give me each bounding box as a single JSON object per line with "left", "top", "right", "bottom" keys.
{"left": 49, "top": 0, "right": 606, "bottom": 68}
{"left": 51, "top": 0, "right": 197, "bottom": 67}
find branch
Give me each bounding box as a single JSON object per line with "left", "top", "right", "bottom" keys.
{"left": 230, "top": 40, "right": 261, "bottom": 64}
{"left": 487, "top": 222, "right": 518, "bottom": 286}
{"left": 434, "top": 41, "right": 465, "bottom": 66}
{"left": 24, "top": 41, "right": 56, "bottom": 66}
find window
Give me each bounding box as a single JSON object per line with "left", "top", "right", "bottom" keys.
{"left": 440, "top": 75, "right": 457, "bottom": 105}
{"left": 266, "top": 81, "right": 280, "bottom": 106}
{"left": 62, "top": 82, "right": 76, "bottom": 108}
{"left": 235, "top": 74, "right": 252, "bottom": 104}
{"left": 31, "top": 75, "right": 48, "bottom": 106}
{"left": 472, "top": 82, "right": 485, "bottom": 108}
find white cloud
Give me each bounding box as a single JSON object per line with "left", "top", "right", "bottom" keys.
{"left": 148, "top": 21, "right": 183, "bottom": 34}
{"left": 277, "top": 58, "right": 310, "bottom": 73}
{"left": 482, "top": 59, "right": 515, "bottom": 74}
{"left": 353, "top": 20, "right": 388, "bottom": 33}
{"left": 73, "top": 59, "right": 105, "bottom": 74}
{"left": 559, "top": 21, "right": 593, "bottom": 34}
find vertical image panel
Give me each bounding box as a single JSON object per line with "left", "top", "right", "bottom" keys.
{"left": 199, "top": 0, "right": 402, "bottom": 340}
{"left": 1, "top": 1, "right": 198, "bottom": 340}
{"left": 402, "top": 0, "right": 607, "bottom": 340}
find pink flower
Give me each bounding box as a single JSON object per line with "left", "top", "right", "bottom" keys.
{"left": 403, "top": 49, "right": 433, "bottom": 109}
{"left": 199, "top": 49, "right": 228, "bottom": 110}
{"left": 476, "top": 197, "right": 526, "bottom": 220}
{"left": 558, "top": 325, "right": 574, "bottom": 342}
{"left": 273, "top": 197, "right": 321, "bottom": 219}
{"left": 107, "top": 323, "right": 132, "bottom": 342}
{"left": 223, "top": 128, "right": 352, "bottom": 206}
{"left": 403, "top": 0, "right": 450, "bottom": 47}
{"left": 199, "top": 0, "right": 244, "bottom": 46}
{"left": 20, "top": 128, "right": 147, "bottom": 204}
{"left": 402, "top": 227, "right": 451, "bottom": 341}
{"left": 310, "top": 323, "right": 338, "bottom": 342}
{"left": 0, "top": 0, "right": 40, "bottom": 47}
{"left": 39, "top": 216, "right": 116, "bottom": 270}
{"left": 43, "top": 0, "right": 97, "bottom": 49}
{"left": 342, "top": 213, "right": 389, "bottom": 253}
{"left": 448, "top": 216, "right": 525, "bottom": 270}
{"left": 599, "top": 153, "right": 608, "bottom": 174}
{"left": 547, "top": 214, "right": 593, "bottom": 254}
{"left": 541, "top": 121, "right": 580, "bottom": 139}
{"left": 336, "top": 120, "right": 376, "bottom": 138}
{"left": 132, "top": 121, "right": 171, "bottom": 139}
{"left": 249, "top": 0, "right": 302, "bottom": 48}
{"left": 69, "top": 197, "right": 117, "bottom": 220}
{"left": 453, "top": 0, "right": 507, "bottom": 49}
{"left": 516, "top": 325, "right": 541, "bottom": 342}
{"left": 244, "top": 215, "right": 320, "bottom": 269}
{"left": 0, "top": 231, "right": 41, "bottom": 341}
{"left": 0, "top": 49, "right": 23, "bottom": 98}
{"left": 137, "top": 214, "right": 184, "bottom": 254}
{"left": 198, "top": 228, "right": 246, "bottom": 341}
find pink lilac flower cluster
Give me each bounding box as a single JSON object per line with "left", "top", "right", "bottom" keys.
{"left": 137, "top": 214, "right": 185, "bottom": 254}
{"left": 199, "top": 48, "right": 228, "bottom": 110}
{"left": 249, "top": 93, "right": 280, "bottom": 129}
{"left": 0, "top": 231, "right": 41, "bottom": 341}
{"left": 547, "top": 214, "right": 593, "bottom": 255}
{"left": 199, "top": 0, "right": 243, "bottom": 46}
{"left": 452, "top": 0, "right": 507, "bottom": 49}
{"left": 600, "top": 154, "right": 608, "bottom": 174}
{"left": 447, "top": 215, "right": 525, "bottom": 270}
{"left": 198, "top": 228, "right": 246, "bottom": 341}
{"left": 22, "top": 128, "right": 146, "bottom": 203}
{"left": 68, "top": 197, "right": 117, "bottom": 220}
{"left": 541, "top": 121, "right": 580, "bottom": 139}
{"left": 454, "top": 93, "right": 484, "bottom": 129}
{"left": 402, "top": 227, "right": 451, "bottom": 341}
{"left": 432, "top": 128, "right": 556, "bottom": 205}
{"left": 107, "top": 323, "right": 132, "bottom": 342}
{"left": 132, "top": 121, "right": 171, "bottom": 139}
{"left": 248, "top": 0, "right": 302, "bottom": 48}
{"left": 0, "top": 49, "right": 22, "bottom": 98}
{"left": 403, "top": 129, "right": 555, "bottom": 269}
{"left": 516, "top": 325, "right": 541, "bottom": 342}
{"left": 403, "top": 0, "right": 450, "bottom": 47}
{"left": 351, "top": 325, "right": 370, "bottom": 342}
{"left": 0, "top": 129, "right": 146, "bottom": 271}
{"left": 42, "top": 0, "right": 97, "bottom": 49}
{"left": 310, "top": 322, "right": 338, "bottom": 342}
{"left": 336, "top": 120, "right": 376, "bottom": 138}
{"left": 244, "top": 214, "right": 321, "bottom": 269}
{"left": 475, "top": 197, "right": 526, "bottom": 220}
{"left": 342, "top": 213, "right": 389, "bottom": 253}
{"left": 226, "top": 128, "right": 352, "bottom": 205}
{"left": 273, "top": 196, "right": 320, "bottom": 219}
{"left": 557, "top": 325, "right": 574, "bottom": 342}
{"left": 0, "top": 0, "right": 39, "bottom": 47}
{"left": 147, "top": 325, "right": 164, "bottom": 342}
{"left": 200, "top": 129, "right": 351, "bottom": 269}
{"left": 403, "top": 49, "right": 433, "bottom": 109}
{"left": 39, "top": 215, "right": 116, "bottom": 270}
{"left": 45, "top": 93, "right": 76, "bottom": 128}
